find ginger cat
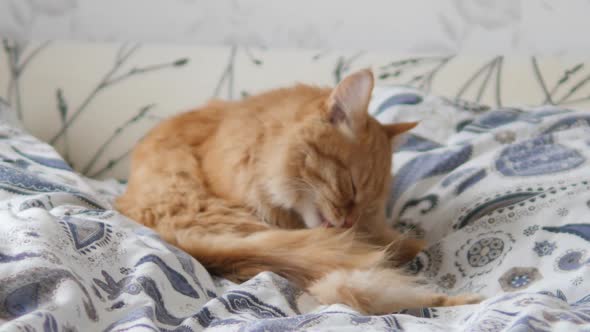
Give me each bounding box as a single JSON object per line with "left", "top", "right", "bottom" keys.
{"left": 116, "top": 69, "right": 481, "bottom": 314}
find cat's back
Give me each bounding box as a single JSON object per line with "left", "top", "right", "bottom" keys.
{"left": 238, "top": 84, "right": 330, "bottom": 119}
{"left": 145, "top": 84, "right": 326, "bottom": 141}
{"left": 132, "top": 83, "right": 331, "bottom": 169}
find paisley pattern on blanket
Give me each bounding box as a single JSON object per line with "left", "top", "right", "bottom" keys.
{"left": 0, "top": 267, "right": 98, "bottom": 321}
{"left": 388, "top": 144, "right": 472, "bottom": 216}
{"left": 11, "top": 146, "right": 73, "bottom": 171}
{"left": 372, "top": 92, "right": 423, "bottom": 116}
{"left": 542, "top": 224, "right": 590, "bottom": 242}
{"left": 1, "top": 91, "right": 590, "bottom": 331}
{"left": 495, "top": 134, "right": 585, "bottom": 177}
{"left": 0, "top": 163, "right": 104, "bottom": 208}
{"left": 134, "top": 254, "right": 201, "bottom": 298}
{"left": 59, "top": 216, "right": 113, "bottom": 254}
{"left": 396, "top": 134, "right": 443, "bottom": 153}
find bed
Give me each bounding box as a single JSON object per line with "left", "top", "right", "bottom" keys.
{"left": 0, "top": 78, "right": 589, "bottom": 330}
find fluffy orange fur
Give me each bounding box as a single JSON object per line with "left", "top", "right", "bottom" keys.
{"left": 116, "top": 69, "right": 481, "bottom": 314}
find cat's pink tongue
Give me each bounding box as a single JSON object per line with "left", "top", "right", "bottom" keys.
{"left": 343, "top": 218, "right": 354, "bottom": 228}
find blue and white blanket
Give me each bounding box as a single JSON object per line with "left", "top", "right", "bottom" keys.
{"left": 0, "top": 90, "right": 589, "bottom": 332}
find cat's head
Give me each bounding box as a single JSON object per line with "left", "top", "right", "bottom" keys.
{"left": 265, "top": 69, "right": 417, "bottom": 228}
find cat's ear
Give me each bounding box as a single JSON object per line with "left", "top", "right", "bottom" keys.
{"left": 327, "top": 69, "right": 374, "bottom": 133}
{"left": 382, "top": 122, "right": 419, "bottom": 138}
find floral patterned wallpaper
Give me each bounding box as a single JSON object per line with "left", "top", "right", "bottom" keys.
{"left": 1, "top": 0, "right": 590, "bottom": 54}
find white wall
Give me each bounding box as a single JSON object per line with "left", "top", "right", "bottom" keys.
{"left": 1, "top": 0, "right": 590, "bottom": 55}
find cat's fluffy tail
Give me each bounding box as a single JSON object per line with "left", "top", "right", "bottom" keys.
{"left": 175, "top": 226, "right": 386, "bottom": 287}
